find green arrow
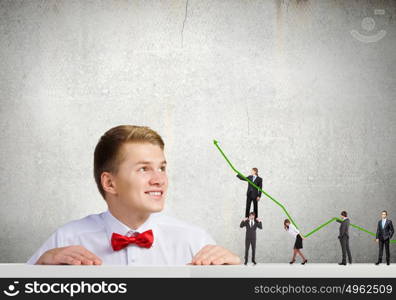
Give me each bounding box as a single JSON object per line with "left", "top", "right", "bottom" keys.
{"left": 213, "top": 140, "right": 396, "bottom": 243}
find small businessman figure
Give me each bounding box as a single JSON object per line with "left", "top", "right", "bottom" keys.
{"left": 336, "top": 211, "right": 352, "bottom": 265}
{"left": 236, "top": 168, "right": 262, "bottom": 218}
{"left": 240, "top": 212, "right": 262, "bottom": 265}
{"left": 375, "top": 210, "right": 394, "bottom": 266}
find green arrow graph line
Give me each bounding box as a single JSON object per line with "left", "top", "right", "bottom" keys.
{"left": 213, "top": 140, "right": 396, "bottom": 243}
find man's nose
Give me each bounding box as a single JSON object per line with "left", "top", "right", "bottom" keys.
{"left": 149, "top": 171, "right": 166, "bottom": 185}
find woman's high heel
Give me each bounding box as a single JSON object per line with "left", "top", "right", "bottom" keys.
{"left": 289, "top": 260, "right": 296, "bottom": 264}
{"left": 301, "top": 259, "right": 308, "bottom": 265}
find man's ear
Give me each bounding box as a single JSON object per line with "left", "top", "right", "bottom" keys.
{"left": 101, "top": 172, "right": 117, "bottom": 195}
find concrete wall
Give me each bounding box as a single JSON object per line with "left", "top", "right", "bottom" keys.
{"left": 0, "top": 0, "right": 395, "bottom": 263}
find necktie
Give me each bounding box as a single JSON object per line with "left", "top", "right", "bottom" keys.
{"left": 111, "top": 230, "right": 154, "bottom": 251}
{"left": 250, "top": 221, "right": 253, "bottom": 227}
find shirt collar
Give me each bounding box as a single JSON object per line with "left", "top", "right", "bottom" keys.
{"left": 102, "top": 210, "right": 156, "bottom": 242}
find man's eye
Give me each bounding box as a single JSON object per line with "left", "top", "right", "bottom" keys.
{"left": 139, "top": 167, "right": 147, "bottom": 172}
{"left": 160, "top": 166, "right": 166, "bottom": 172}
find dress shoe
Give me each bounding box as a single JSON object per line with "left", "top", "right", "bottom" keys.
{"left": 338, "top": 262, "right": 346, "bottom": 266}
{"left": 252, "top": 260, "right": 257, "bottom": 265}
{"left": 387, "top": 261, "right": 390, "bottom": 266}
{"left": 375, "top": 261, "right": 381, "bottom": 265}
{"left": 301, "top": 259, "right": 308, "bottom": 265}
{"left": 244, "top": 260, "right": 248, "bottom": 265}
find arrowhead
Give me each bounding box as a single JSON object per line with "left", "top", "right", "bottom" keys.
{"left": 213, "top": 139, "right": 218, "bottom": 145}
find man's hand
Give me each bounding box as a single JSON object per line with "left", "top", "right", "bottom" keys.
{"left": 256, "top": 197, "right": 260, "bottom": 201}
{"left": 255, "top": 218, "right": 261, "bottom": 222}
{"left": 35, "top": 246, "right": 102, "bottom": 265}
{"left": 243, "top": 217, "right": 248, "bottom": 221}
{"left": 190, "top": 245, "right": 241, "bottom": 265}
{"left": 376, "top": 239, "right": 379, "bottom": 243}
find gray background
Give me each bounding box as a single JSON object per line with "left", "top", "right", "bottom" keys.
{"left": 1, "top": 0, "right": 395, "bottom": 263}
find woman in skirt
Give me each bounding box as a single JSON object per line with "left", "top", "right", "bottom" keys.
{"left": 284, "top": 219, "right": 308, "bottom": 265}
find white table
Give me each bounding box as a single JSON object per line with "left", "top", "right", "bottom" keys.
{"left": 1, "top": 263, "right": 395, "bottom": 278}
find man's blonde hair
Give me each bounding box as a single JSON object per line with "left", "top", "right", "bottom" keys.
{"left": 94, "top": 125, "right": 165, "bottom": 199}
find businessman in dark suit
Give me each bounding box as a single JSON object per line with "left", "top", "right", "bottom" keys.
{"left": 240, "top": 212, "right": 262, "bottom": 265}
{"left": 375, "top": 210, "right": 394, "bottom": 265}
{"left": 336, "top": 211, "right": 352, "bottom": 265}
{"left": 236, "top": 168, "right": 262, "bottom": 218}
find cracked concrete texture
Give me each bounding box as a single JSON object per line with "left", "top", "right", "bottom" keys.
{"left": 181, "top": 0, "right": 189, "bottom": 47}
{"left": 0, "top": 0, "right": 396, "bottom": 263}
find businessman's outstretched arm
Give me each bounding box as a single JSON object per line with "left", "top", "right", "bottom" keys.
{"left": 236, "top": 174, "right": 247, "bottom": 181}
{"left": 240, "top": 220, "right": 247, "bottom": 228}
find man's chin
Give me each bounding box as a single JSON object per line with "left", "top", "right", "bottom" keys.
{"left": 142, "top": 195, "right": 165, "bottom": 213}
{"left": 146, "top": 201, "right": 165, "bottom": 213}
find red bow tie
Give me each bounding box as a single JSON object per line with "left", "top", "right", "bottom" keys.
{"left": 111, "top": 230, "right": 154, "bottom": 251}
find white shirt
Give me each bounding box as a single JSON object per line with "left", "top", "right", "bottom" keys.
{"left": 27, "top": 210, "right": 216, "bottom": 265}
{"left": 382, "top": 219, "right": 387, "bottom": 229}
{"left": 250, "top": 220, "right": 254, "bottom": 227}
{"left": 286, "top": 223, "right": 300, "bottom": 238}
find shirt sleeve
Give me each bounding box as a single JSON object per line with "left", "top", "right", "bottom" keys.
{"left": 293, "top": 224, "right": 300, "bottom": 234}
{"left": 26, "top": 230, "right": 62, "bottom": 264}
{"left": 190, "top": 228, "right": 216, "bottom": 257}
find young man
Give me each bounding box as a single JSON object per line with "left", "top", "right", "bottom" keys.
{"left": 236, "top": 168, "right": 262, "bottom": 218}
{"left": 240, "top": 212, "right": 262, "bottom": 265}
{"left": 27, "top": 125, "right": 241, "bottom": 266}
{"left": 336, "top": 211, "right": 352, "bottom": 266}
{"left": 375, "top": 210, "right": 394, "bottom": 266}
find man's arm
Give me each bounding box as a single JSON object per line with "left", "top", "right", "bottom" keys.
{"left": 187, "top": 227, "right": 240, "bottom": 265}
{"left": 236, "top": 174, "right": 247, "bottom": 181}
{"left": 189, "top": 228, "right": 241, "bottom": 265}
{"left": 35, "top": 246, "right": 102, "bottom": 265}
{"left": 345, "top": 219, "right": 350, "bottom": 236}
{"left": 240, "top": 219, "right": 247, "bottom": 228}
{"left": 191, "top": 245, "right": 241, "bottom": 265}
{"left": 257, "top": 178, "right": 262, "bottom": 198}
{"left": 340, "top": 221, "right": 347, "bottom": 237}
{"left": 376, "top": 221, "right": 380, "bottom": 239}
{"left": 256, "top": 219, "right": 262, "bottom": 229}
{"left": 27, "top": 229, "right": 102, "bottom": 265}
{"left": 389, "top": 220, "right": 394, "bottom": 239}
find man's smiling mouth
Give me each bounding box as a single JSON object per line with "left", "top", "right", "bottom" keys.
{"left": 145, "top": 190, "right": 164, "bottom": 198}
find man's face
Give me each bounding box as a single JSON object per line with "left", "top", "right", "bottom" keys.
{"left": 251, "top": 169, "right": 256, "bottom": 176}
{"left": 249, "top": 214, "right": 255, "bottom": 220}
{"left": 381, "top": 212, "right": 387, "bottom": 219}
{"left": 111, "top": 142, "right": 168, "bottom": 214}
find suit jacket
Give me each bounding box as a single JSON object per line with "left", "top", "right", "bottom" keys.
{"left": 240, "top": 220, "right": 262, "bottom": 240}
{"left": 376, "top": 219, "right": 394, "bottom": 240}
{"left": 336, "top": 218, "right": 350, "bottom": 238}
{"left": 236, "top": 174, "right": 262, "bottom": 199}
